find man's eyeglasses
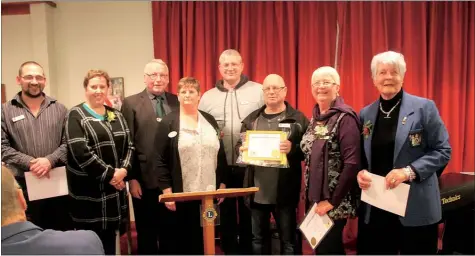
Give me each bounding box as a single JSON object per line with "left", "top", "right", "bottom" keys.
{"left": 263, "top": 86, "right": 286, "bottom": 93}
{"left": 146, "top": 73, "right": 169, "bottom": 81}
{"left": 311, "top": 81, "right": 336, "bottom": 88}
{"left": 22, "top": 75, "right": 45, "bottom": 82}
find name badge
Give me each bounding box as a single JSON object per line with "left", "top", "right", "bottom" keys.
{"left": 278, "top": 123, "right": 291, "bottom": 128}
{"left": 12, "top": 115, "right": 25, "bottom": 122}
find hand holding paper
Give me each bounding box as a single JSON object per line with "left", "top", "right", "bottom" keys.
{"left": 24, "top": 166, "right": 69, "bottom": 201}
{"left": 237, "top": 131, "right": 289, "bottom": 168}
{"left": 299, "top": 203, "right": 334, "bottom": 250}
{"left": 361, "top": 172, "right": 410, "bottom": 216}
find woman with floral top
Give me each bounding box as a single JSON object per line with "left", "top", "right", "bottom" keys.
{"left": 300, "top": 66, "right": 361, "bottom": 254}
{"left": 65, "top": 70, "right": 134, "bottom": 255}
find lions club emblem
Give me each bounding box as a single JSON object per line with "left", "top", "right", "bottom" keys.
{"left": 202, "top": 207, "right": 218, "bottom": 222}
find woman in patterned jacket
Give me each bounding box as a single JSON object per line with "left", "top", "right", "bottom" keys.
{"left": 300, "top": 66, "right": 361, "bottom": 254}
{"left": 65, "top": 69, "right": 134, "bottom": 255}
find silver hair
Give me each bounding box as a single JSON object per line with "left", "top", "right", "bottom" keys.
{"left": 144, "top": 59, "right": 169, "bottom": 73}
{"left": 311, "top": 66, "right": 341, "bottom": 85}
{"left": 370, "top": 51, "right": 406, "bottom": 78}
{"left": 219, "top": 49, "right": 242, "bottom": 64}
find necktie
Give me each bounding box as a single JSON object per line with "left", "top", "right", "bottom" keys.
{"left": 155, "top": 96, "right": 165, "bottom": 118}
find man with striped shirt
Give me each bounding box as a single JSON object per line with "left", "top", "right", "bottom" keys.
{"left": 1, "top": 61, "right": 71, "bottom": 231}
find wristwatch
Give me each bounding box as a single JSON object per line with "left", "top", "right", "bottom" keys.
{"left": 404, "top": 166, "right": 416, "bottom": 182}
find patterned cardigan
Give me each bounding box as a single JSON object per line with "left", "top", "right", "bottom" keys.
{"left": 65, "top": 104, "right": 134, "bottom": 231}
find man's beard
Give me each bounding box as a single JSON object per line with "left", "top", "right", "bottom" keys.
{"left": 23, "top": 83, "right": 43, "bottom": 98}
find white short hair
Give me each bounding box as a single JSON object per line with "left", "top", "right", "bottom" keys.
{"left": 311, "top": 66, "right": 340, "bottom": 85}
{"left": 370, "top": 51, "right": 406, "bottom": 78}
{"left": 219, "top": 49, "right": 242, "bottom": 64}
{"left": 144, "top": 59, "right": 168, "bottom": 73}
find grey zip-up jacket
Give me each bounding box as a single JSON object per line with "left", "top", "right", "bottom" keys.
{"left": 199, "top": 75, "right": 264, "bottom": 166}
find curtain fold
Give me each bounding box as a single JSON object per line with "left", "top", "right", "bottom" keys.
{"left": 336, "top": 1, "right": 474, "bottom": 173}
{"left": 152, "top": 1, "right": 338, "bottom": 114}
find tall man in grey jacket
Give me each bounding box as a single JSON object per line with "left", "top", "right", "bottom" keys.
{"left": 199, "top": 49, "right": 264, "bottom": 254}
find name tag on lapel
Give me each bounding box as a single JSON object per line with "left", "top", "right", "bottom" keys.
{"left": 278, "top": 123, "right": 291, "bottom": 128}
{"left": 12, "top": 115, "right": 25, "bottom": 122}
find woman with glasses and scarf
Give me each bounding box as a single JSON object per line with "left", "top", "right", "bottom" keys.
{"left": 300, "top": 66, "right": 361, "bottom": 254}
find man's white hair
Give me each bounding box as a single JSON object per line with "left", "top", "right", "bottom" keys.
{"left": 219, "top": 49, "right": 242, "bottom": 64}
{"left": 311, "top": 66, "right": 341, "bottom": 85}
{"left": 370, "top": 51, "right": 407, "bottom": 78}
{"left": 144, "top": 59, "right": 169, "bottom": 73}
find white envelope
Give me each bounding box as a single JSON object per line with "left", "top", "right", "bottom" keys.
{"left": 24, "top": 166, "right": 69, "bottom": 201}
{"left": 361, "top": 172, "right": 410, "bottom": 217}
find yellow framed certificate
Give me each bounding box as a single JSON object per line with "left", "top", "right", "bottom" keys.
{"left": 242, "top": 130, "right": 287, "bottom": 164}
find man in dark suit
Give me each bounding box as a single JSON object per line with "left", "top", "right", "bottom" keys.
{"left": 1, "top": 166, "right": 105, "bottom": 255}
{"left": 121, "top": 59, "right": 179, "bottom": 254}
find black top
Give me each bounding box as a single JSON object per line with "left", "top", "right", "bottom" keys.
{"left": 370, "top": 89, "right": 403, "bottom": 223}
{"left": 371, "top": 89, "right": 403, "bottom": 176}
{"left": 154, "top": 110, "right": 228, "bottom": 192}
{"left": 261, "top": 111, "right": 284, "bottom": 119}
{"left": 237, "top": 102, "right": 310, "bottom": 207}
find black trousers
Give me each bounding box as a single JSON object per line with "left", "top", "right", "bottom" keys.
{"left": 156, "top": 201, "right": 204, "bottom": 255}
{"left": 16, "top": 177, "right": 73, "bottom": 231}
{"left": 94, "top": 228, "right": 117, "bottom": 255}
{"left": 219, "top": 166, "right": 253, "bottom": 254}
{"left": 357, "top": 208, "right": 438, "bottom": 255}
{"left": 74, "top": 223, "right": 117, "bottom": 255}
{"left": 132, "top": 187, "right": 175, "bottom": 254}
{"left": 314, "top": 219, "right": 347, "bottom": 255}
{"left": 250, "top": 203, "right": 297, "bottom": 255}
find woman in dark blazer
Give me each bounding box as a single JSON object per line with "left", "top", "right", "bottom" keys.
{"left": 154, "top": 77, "right": 228, "bottom": 255}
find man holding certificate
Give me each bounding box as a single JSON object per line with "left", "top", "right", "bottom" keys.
{"left": 236, "top": 74, "right": 309, "bottom": 254}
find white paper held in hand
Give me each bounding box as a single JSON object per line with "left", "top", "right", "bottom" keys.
{"left": 24, "top": 166, "right": 69, "bottom": 201}
{"left": 361, "top": 172, "right": 410, "bottom": 216}
{"left": 298, "top": 202, "right": 334, "bottom": 250}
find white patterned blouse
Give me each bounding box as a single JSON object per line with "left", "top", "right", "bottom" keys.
{"left": 178, "top": 112, "right": 220, "bottom": 192}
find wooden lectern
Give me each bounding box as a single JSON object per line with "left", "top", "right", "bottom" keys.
{"left": 159, "top": 187, "right": 259, "bottom": 255}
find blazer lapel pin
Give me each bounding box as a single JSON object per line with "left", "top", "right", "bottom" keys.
{"left": 402, "top": 116, "right": 407, "bottom": 125}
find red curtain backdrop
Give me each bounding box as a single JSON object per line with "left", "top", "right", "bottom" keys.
{"left": 152, "top": 1, "right": 338, "bottom": 116}
{"left": 336, "top": 2, "right": 474, "bottom": 173}
{"left": 152, "top": 1, "right": 474, "bottom": 171}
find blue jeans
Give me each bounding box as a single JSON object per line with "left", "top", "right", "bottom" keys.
{"left": 251, "top": 203, "right": 297, "bottom": 255}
